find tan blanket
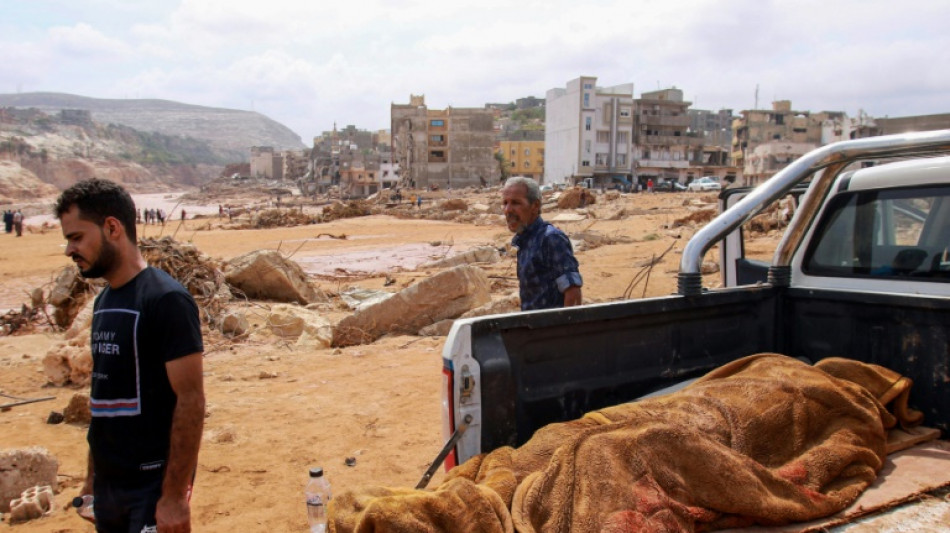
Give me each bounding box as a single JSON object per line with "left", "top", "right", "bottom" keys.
{"left": 328, "top": 354, "right": 923, "bottom": 533}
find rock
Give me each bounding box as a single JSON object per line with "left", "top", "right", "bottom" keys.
{"left": 441, "top": 198, "right": 467, "bottom": 211}
{"left": 460, "top": 294, "right": 521, "bottom": 318}
{"left": 45, "top": 411, "right": 64, "bottom": 425}
{"left": 265, "top": 304, "right": 333, "bottom": 349}
{"left": 7, "top": 485, "right": 54, "bottom": 523}
{"left": 419, "top": 319, "right": 454, "bottom": 337}
{"left": 63, "top": 299, "right": 95, "bottom": 341}
{"left": 42, "top": 343, "right": 90, "bottom": 386}
{"left": 0, "top": 447, "right": 58, "bottom": 513}
{"left": 64, "top": 393, "right": 91, "bottom": 424}
{"left": 419, "top": 246, "right": 501, "bottom": 269}
{"left": 48, "top": 265, "right": 96, "bottom": 329}
{"left": 220, "top": 312, "right": 249, "bottom": 336}
{"left": 225, "top": 250, "right": 324, "bottom": 304}
{"left": 556, "top": 187, "right": 597, "bottom": 209}
{"left": 333, "top": 265, "right": 491, "bottom": 347}
{"left": 550, "top": 213, "right": 587, "bottom": 223}
{"left": 470, "top": 203, "right": 490, "bottom": 212}
{"left": 340, "top": 288, "right": 394, "bottom": 311}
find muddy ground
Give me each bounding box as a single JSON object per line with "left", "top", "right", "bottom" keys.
{"left": 0, "top": 186, "right": 781, "bottom": 532}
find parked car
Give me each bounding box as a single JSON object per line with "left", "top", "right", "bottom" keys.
{"left": 687, "top": 176, "right": 722, "bottom": 192}
{"left": 654, "top": 180, "right": 686, "bottom": 192}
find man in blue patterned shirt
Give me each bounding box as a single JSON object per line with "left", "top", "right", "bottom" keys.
{"left": 502, "top": 177, "right": 583, "bottom": 310}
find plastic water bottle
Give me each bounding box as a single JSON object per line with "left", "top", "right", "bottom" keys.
{"left": 305, "top": 467, "right": 331, "bottom": 533}
{"left": 71, "top": 494, "right": 95, "bottom": 523}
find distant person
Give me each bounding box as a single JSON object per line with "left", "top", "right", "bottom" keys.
{"left": 502, "top": 176, "right": 583, "bottom": 311}
{"left": 54, "top": 178, "right": 205, "bottom": 533}
{"left": 647, "top": 178, "right": 654, "bottom": 193}
{"left": 181, "top": 209, "right": 186, "bottom": 222}
{"left": 12, "top": 210, "right": 23, "bottom": 237}
{"left": 3, "top": 210, "right": 12, "bottom": 233}
{"left": 417, "top": 195, "right": 423, "bottom": 208}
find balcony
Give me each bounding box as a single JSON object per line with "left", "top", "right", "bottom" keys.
{"left": 637, "top": 135, "right": 704, "bottom": 146}
{"left": 638, "top": 115, "right": 690, "bottom": 127}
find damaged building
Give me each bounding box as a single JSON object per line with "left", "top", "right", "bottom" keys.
{"left": 391, "top": 95, "right": 496, "bottom": 190}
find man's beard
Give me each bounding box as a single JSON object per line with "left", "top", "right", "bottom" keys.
{"left": 507, "top": 215, "right": 528, "bottom": 234}
{"left": 78, "top": 236, "right": 118, "bottom": 279}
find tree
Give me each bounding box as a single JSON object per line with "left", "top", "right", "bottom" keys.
{"left": 495, "top": 151, "right": 510, "bottom": 182}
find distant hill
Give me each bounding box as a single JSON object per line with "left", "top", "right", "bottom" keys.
{"left": 0, "top": 92, "right": 306, "bottom": 160}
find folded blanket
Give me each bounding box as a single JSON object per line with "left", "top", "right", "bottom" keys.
{"left": 328, "top": 354, "right": 922, "bottom": 533}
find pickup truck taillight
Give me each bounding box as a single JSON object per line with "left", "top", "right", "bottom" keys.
{"left": 441, "top": 364, "right": 458, "bottom": 470}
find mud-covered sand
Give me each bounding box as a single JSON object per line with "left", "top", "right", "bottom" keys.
{"left": 0, "top": 188, "right": 778, "bottom": 532}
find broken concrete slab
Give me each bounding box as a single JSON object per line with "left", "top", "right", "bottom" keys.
{"left": 7, "top": 484, "right": 54, "bottom": 524}
{"left": 266, "top": 304, "right": 333, "bottom": 349}
{"left": 225, "top": 250, "right": 325, "bottom": 304}
{"left": 550, "top": 213, "right": 587, "bottom": 223}
{"left": 333, "top": 265, "right": 491, "bottom": 347}
{"left": 419, "top": 246, "right": 501, "bottom": 269}
{"left": 0, "top": 447, "right": 58, "bottom": 513}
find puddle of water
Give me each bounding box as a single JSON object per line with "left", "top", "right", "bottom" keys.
{"left": 296, "top": 243, "right": 462, "bottom": 276}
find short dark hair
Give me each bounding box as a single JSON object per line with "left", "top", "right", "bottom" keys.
{"left": 54, "top": 179, "right": 137, "bottom": 242}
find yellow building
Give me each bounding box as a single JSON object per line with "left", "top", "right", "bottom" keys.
{"left": 499, "top": 140, "right": 544, "bottom": 182}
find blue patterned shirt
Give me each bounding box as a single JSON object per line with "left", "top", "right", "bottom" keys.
{"left": 512, "top": 217, "right": 583, "bottom": 310}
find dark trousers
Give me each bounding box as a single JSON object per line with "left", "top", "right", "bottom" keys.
{"left": 93, "top": 474, "right": 162, "bottom": 533}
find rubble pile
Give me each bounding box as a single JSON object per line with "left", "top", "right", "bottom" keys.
{"left": 0, "top": 304, "right": 44, "bottom": 336}
{"left": 139, "top": 237, "right": 231, "bottom": 326}
{"left": 251, "top": 208, "right": 317, "bottom": 228}
{"left": 556, "top": 187, "right": 597, "bottom": 209}
{"left": 319, "top": 200, "right": 374, "bottom": 223}
{"left": 48, "top": 265, "right": 99, "bottom": 329}
{"left": 671, "top": 208, "right": 716, "bottom": 228}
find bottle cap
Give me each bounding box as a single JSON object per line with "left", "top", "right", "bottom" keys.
{"left": 309, "top": 467, "right": 324, "bottom": 477}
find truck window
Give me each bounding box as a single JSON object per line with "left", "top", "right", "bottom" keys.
{"left": 803, "top": 186, "right": 950, "bottom": 280}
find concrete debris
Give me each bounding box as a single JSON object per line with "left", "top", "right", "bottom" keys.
{"left": 220, "top": 311, "right": 249, "bottom": 336}
{"left": 0, "top": 447, "right": 58, "bottom": 513}
{"left": 419, "top": 246, "right": 500, "bottom": 269}
{"left": 672, "top": 208, "right": 716, "bottom": 228}
{"left": 265, "top": 304, "right": 333, "bottom": 349}
{"left": 42, "top": 340, "right": 91, "bottom": 387}
{"left": 48, "top": 265, "right": 98, "bottom": 329}
{"left": 251, "top": 208, "right": 317, "bottom": 228}
{"left": 7, "top": 485, "right": 54, "bottom": 524}
{"left": 320, "top": 201, "right": 372, "bottom": 222}
{"left": 550, "top": 213, "right": 587, "bottom": 223}
{"left": 225, "top": 249, "right": 325, "bottom": 304}
{"left": 333, "top": 265, "right": 491, "bottom": 347}
{"left": 340, "top": 288, "right": 394, "bottom": 311}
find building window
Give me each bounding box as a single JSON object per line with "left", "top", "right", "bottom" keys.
{"left": 583, "top": 83, "right": 593, "bottom": 89}
{"left": 620, "top": 107, "right": 631, "bottom": 118}
{"left": 430, "top": 134, "right": 444, "bottom": 142}
{"left": 583, "top": 93, "right": 590, "bottom": 108}
{"left": 524, "top": 148, "right": 531, "bottom": 156}
{"left": 430, "top": 119, "right": 445, "bottom": 127}
{"left": 595, "top": 153, "right": 609, "bottom": 166}
{"left": 581, "top": 160, "right": 590, "bottom": 167}
{"left": 617, "top": 131, "right": 628, "bottom": 144}
{"left": 616, "top": 154, "right": 626, "bottom": 166}
{"left": 510, "top": 148, "right": 516, "bottom": 157}
{"left": 585, "top": 117, "right": 591, "bottom": 131}
{"left": 596, "top": 131, "right": 610, "bottom": 143}
{"left": 584, "top": 140, "right": 591, "bottom": 153}
{"left": 510, "top": 161, "right": 516, "bottom": 168}
{"left": 524, "top": 161, "right": 530, "bottom": 168}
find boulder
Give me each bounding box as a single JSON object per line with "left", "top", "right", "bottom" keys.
{"left": 266, "top": 304, "right": 333, "bottom": 349}
{"left": 225, "top": 250, "right": 324, "bottom": 304}
{"left": 0, "top": 448, "right": 58, "bottom": 513}
{"left": 220, "top": 311, "right": 249, "bottom": 336}
{"left": 42, "top": 342, "right": 90, "bottom": 386}
{"left": 419, "top": 246, "right": 501, "bottom": 269}
{"left": 333, "top": 265, "right": 491, "bottom": 347}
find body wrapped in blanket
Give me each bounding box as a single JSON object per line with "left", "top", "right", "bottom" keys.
{"left": 328, "top": 353, "right": 923, "bottom": 533}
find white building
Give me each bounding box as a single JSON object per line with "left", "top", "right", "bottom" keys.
{"left": 545, "top": 76, "right": 635, "bottom": 189}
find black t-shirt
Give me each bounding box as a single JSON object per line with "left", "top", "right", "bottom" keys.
{"left": 88, "top": 267, "right": 203, "bottom": 480}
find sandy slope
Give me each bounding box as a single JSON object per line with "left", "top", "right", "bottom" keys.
{"left": 0, "top": 189, "right": 769, "bottom": 532}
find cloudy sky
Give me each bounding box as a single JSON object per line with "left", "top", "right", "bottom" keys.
{"left": 3, "top": 0, "right": 948, "bottom": 143}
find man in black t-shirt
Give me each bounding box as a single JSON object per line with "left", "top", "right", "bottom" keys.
{"left": 56, "top": 179, "right": 205, "bottom": 533}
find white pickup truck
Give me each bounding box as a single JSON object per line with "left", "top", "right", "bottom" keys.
{"left": 439, "top": 130, "right": 950, "bottom": 530}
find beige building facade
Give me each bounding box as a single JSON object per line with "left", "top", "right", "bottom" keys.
{"left": 391, "top": 95, "right": 496, "bottom": 190}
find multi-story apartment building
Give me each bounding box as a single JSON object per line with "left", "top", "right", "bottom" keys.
{"left": 688, "top": 108, "right": 734, "bottom": 151}
{"left": 282, "top": 149, "right": 310, "bottom": 181}
{"left": 732, "top": 101, "right": 846, "bottom": 185}
{"left": 391, "top": 95, "right": 496, "bottom": 190}
{"left": 545, "top": 76, "right": 635, "bottom": 189}
{"left": 634, "top": 88, "right": 705, "bottom": 185}
{"left": 499, "top": 140, "right": 545, "bottom": 182}
{"left": 250, "top": 146, "right": 283, "bottom": 180}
